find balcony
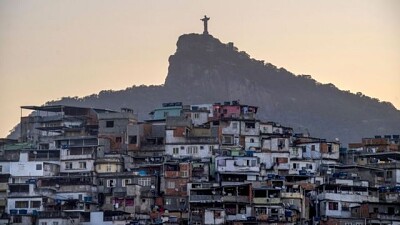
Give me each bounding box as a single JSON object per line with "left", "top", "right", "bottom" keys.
{"left": 61, "top": 154, "right": 93, "bottom": 160}
{"left": 226, "top": 214, "right": 248, "bottom": 221}
{"left": 281, "top": 192, "right": 303, "bottom": 199}
{"left": 189, "top": 195, "right": 222, "bottom": 202}
{"left": 0, "top": 183, "right": 7, "bottom": 191}
{"left": 253, "top": 197, "right": 281, "bottom": 204}
{"left": 38, "top": 211, "right": 81, "bottom": 219}
{"left": 190, "top": 183, "right": 215, "bottom": 189}
{"left": 369, "top": 212, "right": 400, "bottom": 220}
{"left": 318, "top": 192, "right": 379, "bottom": 203}
{"left": 221, "top": 195, "right": 249, "bottom": 203}
{"left": 379, "top": 193, "right": 400, "bottom": 203}
{"left": 169, "top": 137, "right": 218, "bottom": 145}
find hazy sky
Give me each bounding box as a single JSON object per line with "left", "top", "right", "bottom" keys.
{"left": 0, "top": 0, "right": 399, "bottom": 138}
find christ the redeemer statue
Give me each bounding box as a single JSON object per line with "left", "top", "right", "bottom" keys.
{"left": 201, "top": 15, "right": 210, "bottom": 35}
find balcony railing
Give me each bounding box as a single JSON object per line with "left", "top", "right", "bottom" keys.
{"left": 253, "top": 197, "right": 281, "bottom": 204}
{"left": 221, "top": 195, "right": 249, "bottom": 203}
{"left": 281, "top": 192, "right": 303, "bottom": 199}
{"left": 0, "top": 183, "right": 7, "bottom": 191}
{"left": 189, "top": 195, "right": 222, "bottom": 202}
{"left": 60, "top": 154, "right": 93, "bottom": 160}
{"left": 226, "top": 214, "right": 248, "bottom": 221}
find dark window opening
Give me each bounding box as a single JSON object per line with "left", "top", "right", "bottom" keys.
{"left": 116, "top": 137, "right": 122, "bottom": 143}
{"left": 129, "top": 136, "right": 137, "bottom": 144}
{"left": 36, "top": 164, "right": 42, "bottom": 170}
{"left": 106, "top": 121, "right": 114, "bottom": 128}
{"left": 245, "top": 122, "right": 255, "bottom": 129}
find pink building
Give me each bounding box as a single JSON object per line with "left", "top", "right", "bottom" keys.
{"left": 212, "top": 101, "right": 258, "bottom": 120}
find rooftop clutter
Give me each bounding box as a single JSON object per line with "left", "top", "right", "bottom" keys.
{"left": 0, "top": 101, "right": 398, "bottom": 225}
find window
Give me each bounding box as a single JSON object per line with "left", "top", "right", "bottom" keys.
{"left": 302, "top": 146, "right": 306, "bottom": 153}
{"left": 245, "top": 122, "right": 255, "bottom": 129}
{"left": 138, "top": 177, "right": 151, "bottom": 186}
{"left": 53, "top": 222, "right": 59, "bottom": 225}
{"left": 12, "top": 216, "right": 22, "bottom": 223}
{"left": 200, "top": 146, "right": 204, "bottom": 150}
{"left": 222, "top": 136, "right": 233, "bottom": 144}
{"left": 15, "top": 201, "right": 29, "bottom": 208}
{"left": 167, "top": 181, "right": 175, "bottom": 189}
{"left": 36, "top": 164, "right": 42, "bottom": 170}
{"left": 106, "top": 121, "right": 114, "bottom": 128}
{"left": 311, "top": 145, "right": 315, "bottom": 151}
{"left": 116, "top": 137, "right": 122, "bottom": 143}
{"left": 65, "top": 162, "right": 73, "bottom": 170}
{"left": 278, "top": 139, "right": 285, "bottom": 149}
{"left": 209, "top": 146, "right": 214, "bottom": 153}
{"left": 41, "top": 222, "right": 47, "bottom": 225}
{"left": 232, "top": 122, "right": 238, "bottom": 129}
{"left": 173, "top": 147, "right": 179, "bottom": 154}
{"left": 79, "top": 162, "right": 86, "bottom": 169}
{"left": 386, "top": 171, "right": 393, "bottom": 179}
{"left": 181, "top": 171, "right": 188, "bottom": 177}
{"left": 342, "top": 202, "right": 349, "bottom": 211}
{"left": 0, "top": 165, "right": 2, "bottom": 172}
{"left": 122, "top": 179, "right": 130, "bottom": 187}
{"left": 142, "top": 198, "right": 146, "bottom": 203}
{"left": 293, "top": 163, "right": 297, "bottom": 169}
{"left": 180, "top": 146, "right": 185, "bottom": 150}
{"left": 106, "top": 165, "right": 112, "bottom": 172}
{"left": 187, "top": 146, "right": 198, "bottom": 154}
{"left": 30, "top": 201, "right": 41, "bottom": 208}
{"left": 255, "top": 207, "right": 267, "bottom": 215}
{"left": 129, "top": 136, "right": 137, "bottom": 144}
{"left": 107, "top": 179, "right": 116, "bottom": 187}
{"left": 250, "top": 138, "right": 254, "bottom": 143}
{"left": 328, "top": 202, "right": 338, "bottom": 210}
{"left": 165, "top": 198, "right": 172, "bottom": 205}
{"left": 193, "top": 113, "right": 199, "bottom": 119}
{"left": 163, "top": 112, "right": 169, "bottom": 117}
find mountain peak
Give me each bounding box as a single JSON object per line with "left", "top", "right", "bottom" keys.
{"left": 11, "top": 33, "right": 399, "bottom": 145}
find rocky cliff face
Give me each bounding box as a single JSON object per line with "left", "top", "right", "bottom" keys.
{"left": 163, "top": 33, "right": 400, "bottom": 144}
{"left": 10, "top": 33, "right": 400, "bottom": 144}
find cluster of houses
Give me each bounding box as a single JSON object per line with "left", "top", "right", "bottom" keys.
{"left": 0, "top": 101, "right": 399, "bottom": 225}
